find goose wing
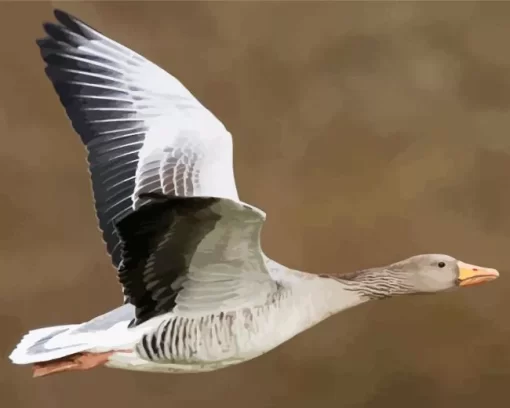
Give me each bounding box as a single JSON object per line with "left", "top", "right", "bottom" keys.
{"left": 37, "top": 9, "right": 239, "bottom": 268}
{"left": 114, "top": 194, "right": 279, "bottom": 326}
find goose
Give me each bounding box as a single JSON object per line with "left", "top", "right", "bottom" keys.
{"left": 9, "top": 9, "right": 499, "bottom": 378}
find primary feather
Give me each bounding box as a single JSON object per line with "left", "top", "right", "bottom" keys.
{"left": 38, "top": 9, "right": 238, "bottom": 273}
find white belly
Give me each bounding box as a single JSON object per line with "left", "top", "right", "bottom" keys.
{"left": 104, "top": 309, "right": 292, "bottom": 373}
{"left": 105, "top": 350, "right": 247, "bottom": 373}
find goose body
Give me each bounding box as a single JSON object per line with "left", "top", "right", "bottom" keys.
{"left": 9, "top": 9, "right": 499, "bottom": 377}
{"left": 94, "top": 272, "right": 363, "bottom": 374}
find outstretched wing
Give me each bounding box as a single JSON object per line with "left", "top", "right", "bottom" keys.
{"left": 115, "top": 194, "right": 278, "bottom": 326}
{"left": 37, "top": 9, "right": 239, "bottom": 268}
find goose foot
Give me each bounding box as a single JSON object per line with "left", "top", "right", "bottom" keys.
{"left": 32, "top": 351, "right": 115, "bottom": 377}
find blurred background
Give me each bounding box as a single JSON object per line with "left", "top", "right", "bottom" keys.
{"left": 1, "top": 1, "right": 509, "bottom": 407}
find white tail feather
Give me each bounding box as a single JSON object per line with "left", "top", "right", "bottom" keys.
{"left": 9, "top": 325, "right": 93, "bottom": 364}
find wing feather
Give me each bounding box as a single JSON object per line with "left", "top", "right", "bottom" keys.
{"left": 37, "top": 9, "right": 238, "bottom": 270}
{"left": 114, "top": 195, "right": 277, "bottom": 325}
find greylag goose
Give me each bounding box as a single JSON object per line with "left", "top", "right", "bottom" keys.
{"left": 9, "top": 9, "right": 499, "bottom": 377}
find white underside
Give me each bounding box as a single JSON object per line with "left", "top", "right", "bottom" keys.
{"left": 103, "top": 278, "right": 364, "bottom": 373}
{"left": 105, "top": 351, "right": 247, "bottom": 373}
{"left": 10, "top": 277, "right": 366, "bottom": 373}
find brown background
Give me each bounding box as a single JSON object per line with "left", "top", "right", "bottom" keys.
{"left": 1, "top": 1, "right": 509, "bottom": 407}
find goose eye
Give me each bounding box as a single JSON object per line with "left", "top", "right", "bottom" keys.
{"left": 438, "top": 262, "right": 446, "bottom": 268}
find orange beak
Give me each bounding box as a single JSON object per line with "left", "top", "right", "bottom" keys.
{"left": 457, "top": 261, "right": 499, "bottom": 287}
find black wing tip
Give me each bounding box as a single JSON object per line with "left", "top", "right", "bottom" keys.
{"left": 53, "top": 8, "right": 72, "bottom": 21}
{"left": 53, "top": 8, "right": 82, "bottom": 30}
{"left": 37, "top": 11, "right": 76, "bottom": 51}
{"left": 38, "top": 9, "right": 77, "bottom": 34}
{"left": 38, "top": 8, "right": 94, "bottom": 47}
{"left": 41, "top": 22, "right": 57, "bottom": 33}
{"left": 35, "top": 37, "right": 47, "bottom": 47}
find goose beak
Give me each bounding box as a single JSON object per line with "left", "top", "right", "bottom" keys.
{"left": 457, "top": 261, "right": 499, "bottom": 287}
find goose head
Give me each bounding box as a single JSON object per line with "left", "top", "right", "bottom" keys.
{"left": 337, "top": 254, "right": 499, "bottom": 299}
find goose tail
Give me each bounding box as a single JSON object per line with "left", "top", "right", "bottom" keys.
{"left": 9, "top": 324, "right": 92, "bottom": 365}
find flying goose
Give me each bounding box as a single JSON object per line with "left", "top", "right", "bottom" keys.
{"left": 9, "top": 9, "right": 499, "bottom": 378}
